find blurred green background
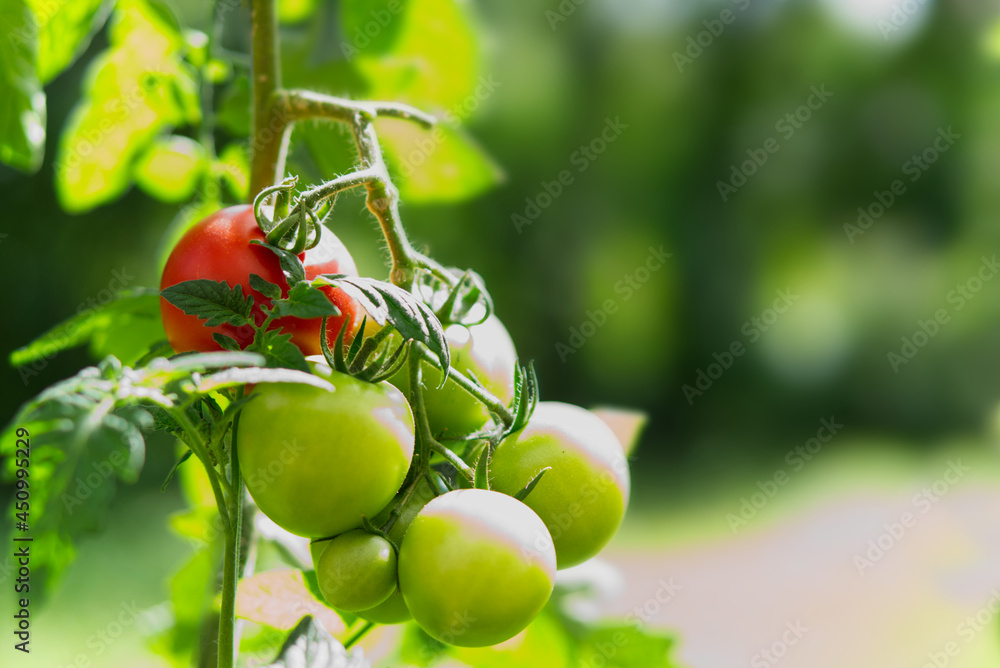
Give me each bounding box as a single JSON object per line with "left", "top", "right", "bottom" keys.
{"left": 4, "top": 0, "right": 1000, "bottom": 666}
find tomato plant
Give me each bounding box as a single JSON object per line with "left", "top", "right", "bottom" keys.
{"left": 0, "top": 0, "right": 677, "bottom": 666}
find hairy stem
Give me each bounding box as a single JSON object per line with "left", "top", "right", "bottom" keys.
{"left": 249, "top": 0, "right": 283, "bottom": 197}
{"left": 416, "top": 346, "right": 514, "bottom": 425}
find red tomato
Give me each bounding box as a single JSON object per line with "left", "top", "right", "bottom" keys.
{"left": 159, "top": 205, "right": 361, "bottom": 354}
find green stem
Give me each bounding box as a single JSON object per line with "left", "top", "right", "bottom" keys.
{"left": 428, "top": 440, "right": 475, "bottom": 482}
{"left": 217, "top": 403, "right": 245, "bottom": 668}
{"left": 249, "top": 0, "right": 282, "bottom": 197}
{"left": 173, "top": 408, "right": 232, "bottom": 533}
{"left": 343, "top": 621, "right": 375, "bottom": 650}
{"left": 416, "top": 347, "right": 514, "bottom": 425}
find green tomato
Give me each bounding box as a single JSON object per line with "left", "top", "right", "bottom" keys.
{"left": 398, "top": 489, "right": 556, "bottom": 647}
{"left": 389, "top": 315, "right": 517, "bottom": 438}
{"left": 237, "top": 374, "right": 414, "bottom": 538}
{"left": 316, "top": 530, "right": 397, "bottom": 612}
{"left": 356, "top": 589, "right": 412, "bottom": 625}
{"left": 489, "top": 402, "right": 630, "bottom": 569}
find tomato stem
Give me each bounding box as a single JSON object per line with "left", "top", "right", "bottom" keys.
{"left": 343, "top": 620, "right": 375, "bottom": 650}
{"left": 249, "top": 0, "right": 284, "bottom": 197}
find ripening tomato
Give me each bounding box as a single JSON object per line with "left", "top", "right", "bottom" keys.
{"left": 489, "top": 402, "right": 630, "bottom": 569}
{"left": 389, "top": 315, "right": 518, "bottom": 438}
{"left": 398, "top": 489, "right": 556, "bottom": 647}
{"left": 159, "top": 205, "right": 361, "bottom": 354}
{"left": 237, "top": 373, "right": 414, "bottom": 538}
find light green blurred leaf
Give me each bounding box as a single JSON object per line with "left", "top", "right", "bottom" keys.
{"left": 0, "top": 0, "right": 46, "bottom": 172}
{"left": 215, "top": 142, "right": 250, "bottom": 201}
{"left": 279, "top": 0, "right": 318, "bottom": 24}
{"left": 215, "top": 74, "right": 250, "bottom": 136}
{"left": 55, "top": 0, "right": 196, "bottom": 213}
{"left": 577, "top": 624, "right": 680, "bottom": 668}
{"left": 354, "top": 0, "right": 480, "bottom": 110}
{"left": 133, "top": 135, "right": 207, "bottom": 202}
{"left": 340, "top": 0, "right": 410, "bottom": 57}
{"left": 29, "top": 0, "right": 109, "bottom": 83}
{"left": 379, "top": 120, "right": 503, "bottom": 203}
{"left": 451, "top": 612, "right": 573, "bottom": 668}
{"left": 10, "top": 288, "right": 161, "bottom": 367}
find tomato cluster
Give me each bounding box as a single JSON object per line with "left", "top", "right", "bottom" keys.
{"left": 159, "top": 208, "right": 632, "bottom": 648}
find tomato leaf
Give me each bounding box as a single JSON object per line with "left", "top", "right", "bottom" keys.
{"left": 271, "top": 282, "right": 340, "bottom": 320}
{"left": 260, "top": 615, "right": 361, "bottom": 668}
{"left": 247, "top": 328, "right": 310, "bottom": 372}
{"left": 213, "top": 333, "right": 242, "bottom": 351}
{"left": 30, "top": 0, "right": 110, "bottom": 84}
{"left": 313, "top": 275, "right": 450, "bottom": 377}
{"left": 55, "top": 0, "right": 196, "bottom": 212}
{"left": 0, "top": 0, "right": 46, "bottom": 173}
{"left": 251, "top": 240, "right": 307, "bottom": 286}
{"left": 161, "top": 279, "right": 255, "bottom": 327}
{"left": 132, "top": 135, "right": 208, "bottom": 203}
{"left": 196, "top": 367, "right": 334, "bottom": 393}
{"left": 250, "top": 273, "right": 283, "bottom": 300}
{"left": 236, "top": 571, "right": 348, "bottom": 635}
{"left": 504, "top": 362, "right": 539, "bottom": 438}
{"left": 380, "top": 122, "right": 504, "bottom": 204}
{"left": 9, "top": 288, "right": 161, "bottom": 368}
{"left": 513, "top": 467, "right": 550, "bottom": 503}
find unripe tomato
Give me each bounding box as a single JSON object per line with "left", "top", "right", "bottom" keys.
{"left": 489, "top": 402, "right": 630, "bottom": 569}
{"left": 398, "top": 489, "right": 556, "bottom": 647}
{"left": 316, "top": 530, "right": 397, "bottom": 612}
{"left": 237, "top": 373, "right": 414, "bottom": 538}
{"left": 389, "top": 315, "right": 517, "bottom": 437}
{"left": 159, "top": 205, "right": 361, "bottom": 354}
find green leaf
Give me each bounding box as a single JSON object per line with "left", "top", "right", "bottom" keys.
{"left": 380, "top": 121, "right": 503, "bottom": 204}
{"left": 353, "top": 0, "right": 479, "bottom": 110}
{"left": 10, "top": 288, "right": 161, "bottom": 367}
{"left": 251, "top": 240, "right": 306, "bottom": 286}
{"left": 196, "top": 366, "right": 334, "bottom": 393}
{"left": 160, "top": 279, "right": 254, "bottom": 327}
{"left": 0, "top": 0, "right": 46, "bottom": 173}
{"left": 212, "top": 333, "right": 241, "bottom": 351}
{"left": 236, "top": 571, "right": 348, "bottom": 635}
{"left": 340, "top": 0, "right": 410, "bottom": 57}
{"left": 272, "top": 282, "right": 340, "bottom": 320}
{"left": 1, "top": 390, "right": 151, "bottom": 598}
{"left": 279, "top": 0, "right": 319, "bottom": 24}
{"left": 215, "top": 75, "right": 250, "bottom": 136}
{"left": 146, "top": 544, "right": 216, "bottom": 665}
{"left": 30, "top": 0, "right": 109, "bottom": 84}
{"left": 133, "top": 135, "right": 208, "bottom": 202}
{"left": 313, "top": 275, "right": 450, "bottom": 377}
{"left": 55, "top": 0, "right": 195, "bottom": 212}
{"left": 248, "top": 328, "right": 310, "bottom": 372}
{"left": 261, "top": 616, "right": 362, "bottom": 668}
{"left": 215, "top": 142, "right": 250, "bottom": 201}
{"left": 504, "top": 362, "right": 539, "bottom": 438}
{"left": 514, "top": 467, "right": 550, "bottom": 502}
{"left": 590, "top": 407, "right": 647, "bottom": 456}
{"left": 250, "top": 273, "right": 283, "bottom": 301}
{"left": 576, "top": 624, "right": 680, "bottom": 668}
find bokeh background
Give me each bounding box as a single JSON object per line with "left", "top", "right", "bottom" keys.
{"left": 4, "top": 0, "right": 1000, "bottom": 666}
